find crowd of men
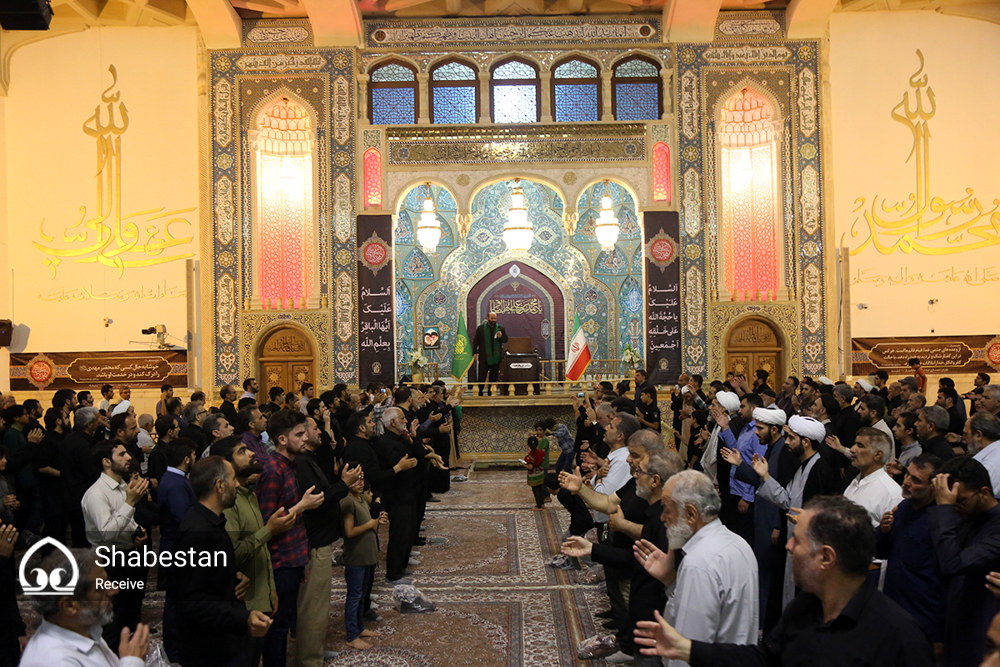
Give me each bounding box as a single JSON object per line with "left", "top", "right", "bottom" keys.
{"left": 554, "top": 367, "right": 1000, "bottom": 666}
{"left": 0, "top": 378, "right": 464, "bottom": 667}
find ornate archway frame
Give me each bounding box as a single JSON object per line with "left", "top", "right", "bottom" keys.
{"left": 710, "top": 77, "right": 789, "bottom": 304}
{"left": 709, "top": 304, "right": 800, "bottom": 381}
{"left": 245, "top": 88, "right": 324, "bottom": 311}
{"left": 473, "top": 267, "right": 561, "bottom": 360}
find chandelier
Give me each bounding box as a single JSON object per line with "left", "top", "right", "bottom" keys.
{"left": 503, "top": 179, "right": 533, "bottom": 253}
{"left": 416, "top": 183, "right": 442, "bottom": 253}
{"left": 594, "top": 180, "right": 620, "bottom": 251}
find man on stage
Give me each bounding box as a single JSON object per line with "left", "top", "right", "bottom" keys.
{"left": 472, "top": 311, "right": 508, "bottom": 396}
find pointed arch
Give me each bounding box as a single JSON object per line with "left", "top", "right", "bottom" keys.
{"left": 490, "top": 56, "right": 540, "bottom": 124}
{"left": 250, "top": 95, "right": 319, "bottom": 311}
{"left": 716, "top": 84, "right": 785, "bottom": 302}
{"left": 429, "top": 56, "right": 479, "bottom": 124}
{"left": 611, "top": 54, "right": 662, "bottom": 121}
{"left": 368, "top": 58, "right": 418, "bottom": 125}
{"left": 551, "top": 54, "right": 601, "bottom": 122}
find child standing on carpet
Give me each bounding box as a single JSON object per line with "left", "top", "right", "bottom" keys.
{"left": 524, "top": 436, "right": 548, "bottom": 510}
{"left": 341, "top": 472, "right": 388, "bottom": 649}
{"left": 542, "top": 417, "right": 575, "bottom": 473}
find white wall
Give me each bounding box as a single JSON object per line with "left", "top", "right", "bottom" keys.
{"left": 830, "top": 12, "right": 1000, "bottom": 338}
{"left": 5, "top": 27, "right": 200, "bottom": 354}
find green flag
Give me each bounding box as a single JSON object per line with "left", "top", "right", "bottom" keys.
{"left": 451, "top": 312, "right": 475, "bottom": 381}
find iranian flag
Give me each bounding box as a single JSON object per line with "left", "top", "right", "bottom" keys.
{"left": 566, "top": 314, "right": 592, "bottom": 382}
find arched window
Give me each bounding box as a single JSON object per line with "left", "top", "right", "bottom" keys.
{"left": 652, "top": 142, "right": 671, "bottom": 202}
{"left": 491, "top": 58, "right": 539, "bottom": 124}
{"left": 612, "top": 55, "right": 662, "bottom": 121}
{"left": 718, "top": 87, "right": 781, "bottom": 302}
{"left": 363, "top": 147, "right": 382, "bottom": 208}
{"left": 552, "top": 57, "right": 600, "bottom": 123}
{"left": 252, "top": 96, "right": 316, "bottom": 310}
{"left": 369, "top": 60, "right": 418, "bottom": 125}
{"left": 430, "top": 59, "right": 478, "bottom": 124}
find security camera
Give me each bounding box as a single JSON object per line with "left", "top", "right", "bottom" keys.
{"left": 141, "top": 325, "right": 167, "bottom": 335}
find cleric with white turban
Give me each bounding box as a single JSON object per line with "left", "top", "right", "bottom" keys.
{"left": 111, "top": 400, "right": 132, "bottom": 417}
{"left": 715, "top": 391, "right": 741, "bottom": 414}
{"left": 787, "top": 414, "right": 827, "bottom": 445}
{"left": 752, "top": 404, "right": 787, "bottom": 427}
{"left": 855, "top": 378, "right": 873, "bottom": 394}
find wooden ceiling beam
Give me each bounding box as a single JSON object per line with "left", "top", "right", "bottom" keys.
{"left": 300, "top": 0, "right": 363, "bottom": 46}
{"left": 662, "top": 0, "right": 723, "bottom": 42}
{"left": 186, "top": 0, "right": 241, "bottom": 48}
{"left": 785, "top": 0, "right": 839, "bottom": 37}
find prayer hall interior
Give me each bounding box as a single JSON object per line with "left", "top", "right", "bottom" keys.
{"left": 0, "top": 0, "right": 999, "bottom": 665}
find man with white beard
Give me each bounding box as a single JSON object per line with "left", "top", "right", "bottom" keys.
{"left": 21, "top": 548, "right": 150, "bottom": 666}
{"left": 562, "top": 449, "right": 684, "bottom": 665}
{"left": 631, "top": 470, "right": 758, "bottom": 667}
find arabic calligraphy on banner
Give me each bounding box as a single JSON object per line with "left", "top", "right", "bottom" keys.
{"left": 852, "top": 336, "right": 1000, "bottom": 375}
{"left": 10, "top": 350, "right": 187, "bottom": 390}
{"left": 852, "top": 265, "right": 999, "bottom": 288}
{"left": 33, "top": 65, "right": 195, "bottom": 279}
{"left": 844, "top": 51, "right": 1000, "bottom": 257}
{"left": 357, "top": 215, "right": 395, "bottom": 386}
{"left": 38, "top": 281, "right": 185, "bottom": 302}
{"left": 644, "top": 212, "right": 681, "bottom": 384}
{"left": 489, "top": 297, "right": 543, "bottom": 315}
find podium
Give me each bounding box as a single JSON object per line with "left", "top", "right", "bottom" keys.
{"left": 503, "top": 337, "right": 540, "bottom": 395}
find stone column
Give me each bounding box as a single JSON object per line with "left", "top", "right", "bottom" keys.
{"left": 417, "top": 72, "right": 430, "bottom": 124}
{"left": 358, "top": 74, "right": 370, "bottom": 124}
{"left": 478, "top": 71, "right": 491, "bottom": 123}
{"left": 601, "top": 70, "right": 613, "bottom": 121}
{"left": 539, "top": 70, "right": 553, "bottom": 122}
{"left": 661, "top": 68, "right": 673, "bottom": 116}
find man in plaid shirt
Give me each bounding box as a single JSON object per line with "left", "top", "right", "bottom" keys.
{"left": 256, "top": 409, "right": 325, "bottom": 667}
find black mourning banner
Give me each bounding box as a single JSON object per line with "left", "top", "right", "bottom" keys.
{"left": 643, "top": 211, "right": 682, "bottom": 385}
{"left": 357, "top": 215, "right": 395, "bottom": 387}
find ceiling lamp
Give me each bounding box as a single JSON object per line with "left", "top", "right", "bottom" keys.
{"left": 595, "top": 180, "right": 620, "bottom": 251}
{"left": 503, "top": 179, "right": 533, "bottom": 253}
{"left": 416, "top": 183, "right": 441, "bottom": 253}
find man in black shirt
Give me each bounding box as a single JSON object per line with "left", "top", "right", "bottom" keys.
{"left": 633, "top": 495, "right": 933, "bottom": 667}
{"left": 36, "top": 407, "right": 66, "bottom": 540}
{"left": 374, "top": 407, "right": 419, "bottom": 583}
{"left": 219, "top": 385, "right": 238, "bottom": 425}
{"left": 175, "top": 456, "right": 272, "bottom": 667}
{"left": 635, "top": 387, "right": 661, "bottom": 432}
{"left": 58, "top": 406, "right": 105, "bottom": 547}
{"left": 929, "top": 456, "right": 1000, "bottom": 667}
{"left": 294, "top": 417, "right": 359, "bottom": 667}
{"left": 917, "top": 406, "right": 956, "bottom": 461}
{"left": 343, "top": 411, "right": 406, "bottom": 504}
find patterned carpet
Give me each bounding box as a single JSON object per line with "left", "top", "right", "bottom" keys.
{"left": 16, "top": 468, "right": 611, "bottom": 666}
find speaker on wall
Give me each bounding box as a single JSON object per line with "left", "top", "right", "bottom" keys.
{"left": 0, "top": 0, "right": 52, "bottom": 31}
{"left": 0, "top": 320, "right": 13, "bottom": 347}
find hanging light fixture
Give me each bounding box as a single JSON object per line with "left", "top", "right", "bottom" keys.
{"left": 503, "top": 179, "right": 533, "bottom": 253}
{"left": 595, "top": 180, "right": 620, "bottom": 251}
{"left": 416, "top": 183, "right": 441, "bottom": 253}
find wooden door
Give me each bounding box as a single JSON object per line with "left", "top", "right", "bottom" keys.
{"left": 258, "top": 327, "right": 315, "bottom": 395}
{"left": 725, "top": 318, "right": 783, "bottom": 387}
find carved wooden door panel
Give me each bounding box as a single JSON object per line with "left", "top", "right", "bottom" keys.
{"left": 258, "top": 327, "right": 315, "bottom": 395}
{"left": 724, "top": 318, "right": 783, "bottom": 385}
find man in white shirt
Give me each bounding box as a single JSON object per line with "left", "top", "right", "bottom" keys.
{"left": 21, "top": 548, "right": 149, "bottom": 667}
{"left": 98, "top": 384, "right": 114, "bottom": 413}
{"left": 633, "top": 470, "right": 758, "bottom": 667}
{"left": 81, "top": 442, "right": 150, "bottom": 649}
{"left": 845, "top": 427, "right": 902, "bottom": 528}
{"left": 135, "top": 415, "right": 155, "bottom": 475}
{"left": 592, "top": 412, "right": 640, "bottom": 523}
{"left": 969, "top": 412, "right": 1000, "bottom": 495}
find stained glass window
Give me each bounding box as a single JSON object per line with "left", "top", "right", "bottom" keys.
{"left": 254, "top": 97, "right": 315, "bottom": 311}
{"left": 652, "top": 141, "right": 671, "bottom": 202}
{"left": 492, "top": 58, "right": 539, "bottom": 123}
{"left": 363, "top": 147, "right": 382, "bottom": 208}
{"left": 552, "top": 57, "right": 600, "bottom": 122}
{"left": 613, "top": 56, "right": 662, "bottom": 121}
{"left": 369, "top": 60, "right": 418, "bottom": 125}
{"left": 430, "top": 59, "right": 478, "bottom": 124}
{"left": 719, "top": 88, "right": 780, "bottom": 302}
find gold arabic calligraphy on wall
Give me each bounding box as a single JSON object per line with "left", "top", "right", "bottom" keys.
{"left": 33, "top": 65, "right": 195, "bottom": 279}
{"left": 845, "top": 50, "right": 1000, "bottom": 258}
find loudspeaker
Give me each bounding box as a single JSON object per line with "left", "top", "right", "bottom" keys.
{"left": 0, "top": 320, "right": 13, "bottom": 347}
{"left": 0, "top": 0, "right": 52, "bottom": 30}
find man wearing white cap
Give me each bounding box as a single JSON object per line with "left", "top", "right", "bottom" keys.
{"left": 699, "top": 391, "right": 741, "bottom": 491}
{"left": 714, "top": 394, "right": 765, "bottom": 545}
{"left": 722, "top": 404, "right": 796, "bottom": 633}
{"left": 752, "top": 415, "right": 839, "bottom": 608}
{"left": 854, "top": 379, "right": 874, "bottom": 404}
